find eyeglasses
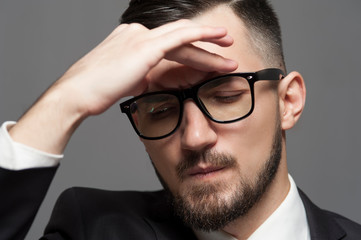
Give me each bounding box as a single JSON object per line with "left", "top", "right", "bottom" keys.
{"left": 120, "top": 68, "right": 284, "bottom": 140}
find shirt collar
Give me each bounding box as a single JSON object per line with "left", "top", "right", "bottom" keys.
{"left": 194, "top": 174, "right": 310, "bottom": 240}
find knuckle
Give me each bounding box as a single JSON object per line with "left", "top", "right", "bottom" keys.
{"left": 111, "top": 24, "right": 125, "bottom": 35}
{"left": 127, "top": 23, "right": 146, "bottom": 31}
{"left": 176, "top": 19, "right": 192, "bottom": 25}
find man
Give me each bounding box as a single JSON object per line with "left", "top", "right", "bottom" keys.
{"left": 0, "top": 0, "right": 360, "bottom": 239}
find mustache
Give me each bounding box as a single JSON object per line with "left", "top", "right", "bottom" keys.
{"left": 176, "top": 150, "right": 237, "bottom": 181}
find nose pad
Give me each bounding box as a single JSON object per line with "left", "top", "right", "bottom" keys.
{"left": 180, "top": 100, "right": 217, "bottom": 151}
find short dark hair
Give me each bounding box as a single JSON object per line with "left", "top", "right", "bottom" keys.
{"left": 120, "top": 0, "right": 286, "bottom": 71}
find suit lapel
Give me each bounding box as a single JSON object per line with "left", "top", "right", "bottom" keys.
{"left": 298, "top": 189, "right": 346, "bottom": 240}
{"left": 146, "top": 189, "right": 348, "bottom": 239}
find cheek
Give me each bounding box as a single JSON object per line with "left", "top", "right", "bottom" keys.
{"left": 142, "top": 139, "right": 181, "bottom": 191}
{"left": 215, "top": 90, "right": 279, "bottom": 175}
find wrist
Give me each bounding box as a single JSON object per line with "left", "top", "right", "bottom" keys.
{"left": 9, "top": 84, "right": 87, "bottom": 154}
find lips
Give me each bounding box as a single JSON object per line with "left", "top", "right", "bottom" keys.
{"left": 187, "top": 165, "right": 225, "bottom": 177}
{"left": 176, "top": 151, "right": 237, "bottom": 181}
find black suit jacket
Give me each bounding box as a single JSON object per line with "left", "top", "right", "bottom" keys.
{"left": 41, "top": 187, "right": 361, "bottom": 240}
{"left": 1, "top": 166, "right": 361, "bottom": 240}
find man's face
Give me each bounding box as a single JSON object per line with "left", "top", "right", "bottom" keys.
{"left": 141, "top": 5, "right": 284, "bottom": 230}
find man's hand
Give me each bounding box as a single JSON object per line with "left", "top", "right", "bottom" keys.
{"left": 9, "top": 19, "right": 238, "bottom": 154}
{"left": 58, "top": 19, "right": 237, "bottom": 115}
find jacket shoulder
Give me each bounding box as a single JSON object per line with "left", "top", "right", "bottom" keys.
{"left": 323, "top": 210, "right": 361, "bottom": 239}
{"left": 299, "top": 188, "right": 361, "bottom": 239}
{"left": 42, "top": 187, "right": 170, "bottom": 240}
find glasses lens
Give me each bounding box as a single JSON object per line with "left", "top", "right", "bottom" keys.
{"left": 129, "top": 94, "right": 180, "bottom": 138}
{"left": 198, "top": 75, "right": 252, "bottom": 122}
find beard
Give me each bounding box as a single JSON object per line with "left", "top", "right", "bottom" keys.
{"left": 152, "top": 119, "right": 283, "bottom": 232}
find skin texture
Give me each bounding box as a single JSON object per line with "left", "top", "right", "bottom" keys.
{"left": 9, "top": 4, "right": 306, "bottom": 240}
{"left": 143, "top": 5, "right": 306, "bottom": 239}
{"left": 9, "top": 19, "right": 237, "bottom": 154}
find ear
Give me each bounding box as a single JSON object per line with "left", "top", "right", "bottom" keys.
{"left": 278, "top": 71, "right": 306, "bottom": 130}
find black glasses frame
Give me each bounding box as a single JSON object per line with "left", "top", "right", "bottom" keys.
{"left": 120, "top": 68, "right": 284, "bottom": 140}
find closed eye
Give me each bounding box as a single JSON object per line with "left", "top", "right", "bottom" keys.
{"left": 146, "top": 104, "right": 178, "bottom": 120}
{"left": 212, "top": 91, "right": 246, "bottom": 103}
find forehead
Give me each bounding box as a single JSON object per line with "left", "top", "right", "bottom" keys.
{"left": 146, "top": 5, "right": 265, "bottom": 92}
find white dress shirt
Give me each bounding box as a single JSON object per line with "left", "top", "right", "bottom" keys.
{"left": 0, "top": 121, "right": 62, "bottom": 170}
{"left": 0, "top": 121, "right": 310, "bottom": 239}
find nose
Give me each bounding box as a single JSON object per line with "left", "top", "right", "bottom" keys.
{"left": 180, "top": 101, "right": 218, "bottom": 151}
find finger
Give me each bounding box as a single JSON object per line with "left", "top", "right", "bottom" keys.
{"left": 149, "top": 19, "right": 232, "bottom": 47}
{"left": 148, "top": 21, "right": 236, "bottom": 72}
{"left": 201, "top": 34, "right": 234, "bottom": 47}
{"left": 148, "top": 19, "right": 204, "bottom": 38}
{"left": 149, "top": 18, "right": 230, "bottom": 46}
{"left": 165, "top": 44, "right": 238, "bottom": 73}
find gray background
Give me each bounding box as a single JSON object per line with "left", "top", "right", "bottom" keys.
{"left": 0, "top": 0, "right": 360, "bottom": 239}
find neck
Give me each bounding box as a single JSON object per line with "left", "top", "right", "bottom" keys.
{"left": 222, "top": 156, "right": 290, "bottom": 240}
